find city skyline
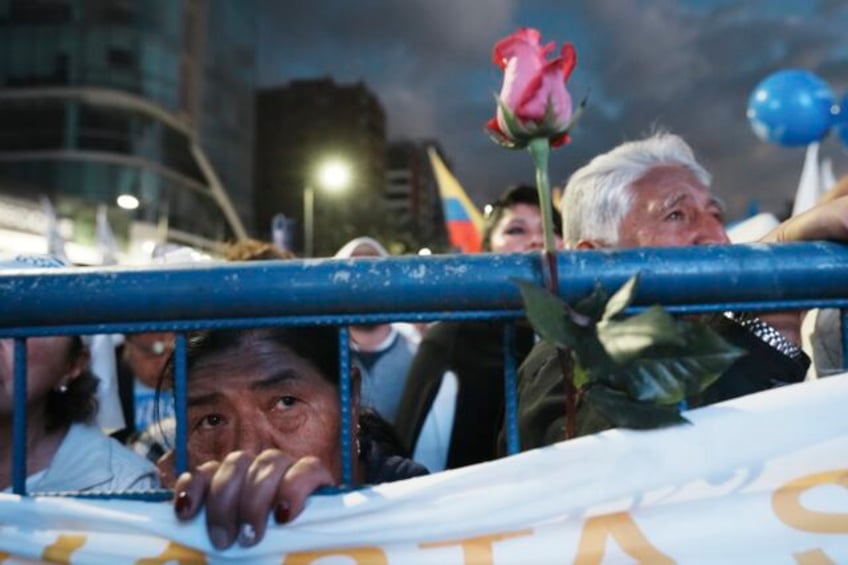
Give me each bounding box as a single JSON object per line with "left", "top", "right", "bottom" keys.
{"left": 258, "top": 0, "right": 848, "bottom": 220}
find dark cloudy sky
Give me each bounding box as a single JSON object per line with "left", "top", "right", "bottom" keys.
{"left": 257, "top": 0, "right": 848, "bottom": 220}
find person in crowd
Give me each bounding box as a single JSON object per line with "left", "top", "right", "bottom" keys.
{"left": 158, "top": 325, "right": 428, "bottom": 549}
{"left": 334, "top": 237, "right": 419, "bottom": 428}
{"left": 224, "top": 239, "right": 296, "bottom": 261}
{"left": 113, "top": 332, "right": 175, "bottom": 456}
{"left": 114, "top": 245, "right": 214, "bottom": 458}
{"left": 0, "top": 254, "right": 158, "bottom": 493}
{"left": 119, "top": 240, "right": 295, "bottom": 463}
{"left": 515, "top": 131, "right": 848, "bottom": 449}
{"left": 395, "top": 185, "right": 560, "bottom": 471}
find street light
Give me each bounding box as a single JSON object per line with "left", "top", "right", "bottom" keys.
{"left": 304, "top": 158, "right": 352, "bottom": 257}
{"left": 116, "top": 194, "right": 140, "bottom": 210}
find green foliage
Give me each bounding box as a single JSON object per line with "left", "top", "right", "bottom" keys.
{"left": 516, "top": 274, "right": 744, "bottom": 432}
{"left": 584, "top": 385, "right": 689, "bottom": 430}
{"left": 490, "top": 95, "right": 526, "bottom": 149}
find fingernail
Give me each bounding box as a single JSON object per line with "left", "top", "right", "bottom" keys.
{"left": 174, "top": 491, "right": 191, "bottom": 516}
{"left": 209, "top": 526, "right": 230, "bottom": 549}
{"left": 274, "top": 502, "right": 290, "bottom": 524}
{"left": 239, "top": 524, "right": 256, "bottom": 547}
{"left": 238, "top": 523, "right": 257, "bottom": 546}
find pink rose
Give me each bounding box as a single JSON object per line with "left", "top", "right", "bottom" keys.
{"left": 486, "top": 28, "right": 577, "bottom": 148}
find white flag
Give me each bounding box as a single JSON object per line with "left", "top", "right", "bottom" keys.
{"left": 792, "top": 142, "right": 826, "bottom": 217}
{"left": 40, "top": 196, "right": 68, "bottom": 263}
{"left": 96, "top": 205, "right": 119, "bottom": 266}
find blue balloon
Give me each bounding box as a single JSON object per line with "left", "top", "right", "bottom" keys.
{"left": 747, "top": 69, "right": 835, "bottom": 147}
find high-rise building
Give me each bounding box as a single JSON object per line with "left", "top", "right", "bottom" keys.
{"left": 0, "top": 0, "right": 256, "bottom": 263}
{"left": 255, "top": 78, "right": 386, "bottom": 256}
{"left": 385, "top": 140, "right": 448, "bottom": 251}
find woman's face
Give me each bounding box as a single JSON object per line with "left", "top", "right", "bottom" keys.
{"left": 489, "top": 203, "right": 550, "bottom": 253}
{"left": 123, "top": 332, "right": 175, "bottom": 388}
{"left": 0, "top": 337, "right": 80, "bottom": 415}
{"left": 186, "top": 339, "right": 345, "bottom": 482}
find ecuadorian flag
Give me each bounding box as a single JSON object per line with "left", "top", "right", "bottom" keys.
{"left": 427, "top": 147, "right": 484, "bottom": 253}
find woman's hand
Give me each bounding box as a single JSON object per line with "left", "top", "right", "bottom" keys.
{"left": 171, "top": 450, "right": 334, "bottom": 549}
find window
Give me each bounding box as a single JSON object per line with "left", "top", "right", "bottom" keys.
{"left": 108, "top": 47, "right": 137, "bottom": 69}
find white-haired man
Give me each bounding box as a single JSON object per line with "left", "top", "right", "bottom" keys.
{"left": 515, "top": 132, "right": 848, "bottom": 449}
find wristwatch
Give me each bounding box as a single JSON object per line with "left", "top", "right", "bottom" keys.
{"left": 723, "top": 311, "right": 805, "bottom": 364}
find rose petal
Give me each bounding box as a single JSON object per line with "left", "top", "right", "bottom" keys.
{"left": 516, "top": 58, "right": 573, "bottom": 127}
{"left": 488, "top": 28, "right": 579, "bottom": 146}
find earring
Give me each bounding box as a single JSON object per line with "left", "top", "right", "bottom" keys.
{"left": 56, "top": 383, "right": 68, "bottom": 394}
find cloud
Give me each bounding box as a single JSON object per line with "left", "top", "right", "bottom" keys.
{"left": 257, "top": 0, "right": 848, "bottom": 217}
{"left": 257, "top": 0, "right": 519, "bottom": 201}
{"left": 545, "top": 0, "right": 848, "bottom": 217}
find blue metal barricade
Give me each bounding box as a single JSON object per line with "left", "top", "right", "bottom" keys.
{"left": 2, "top": 242, "right": 848, "bottom": 498}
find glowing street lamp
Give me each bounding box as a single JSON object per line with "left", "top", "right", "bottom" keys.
{"left": 317, "top": 160, "right": 352, "bottom": 194}
{"left": 116, "top": 194, "right": 140, "bottom": 210}
{"left": 304, "top": 158, "right": 352, "bottom": 257}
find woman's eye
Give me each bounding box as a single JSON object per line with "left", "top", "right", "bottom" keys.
{"left": 503, "top": 226, "right": 527, "bottom": 236}
{"left": 665, "top": 210, "right": 684, "bottom": 222}
{"left": 197, "top": 414, "right": 225, "bottom": 429}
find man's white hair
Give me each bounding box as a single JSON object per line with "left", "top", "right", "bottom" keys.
{"left": 560, "top": 132, "right": 712, "bottom": 246}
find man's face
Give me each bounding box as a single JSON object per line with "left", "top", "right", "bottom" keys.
{"left": 615, "top": 165, "right": 730, "bottom": 248}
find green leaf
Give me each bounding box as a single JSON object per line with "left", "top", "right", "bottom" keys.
{"left": 597, "top": 305, "right": 683, "bottom": 365}
{"left": 612, "top": 320, "right": 745, "bottom": 405}
{"left": 573, "top": 283, "right": 608, "bottom": 323}
{"left": 572, "top": 361, "right": 591, "bottom": 389}
{"left": 602, "top": 274, "right": 639, "bottom": 322}
{"left": 560, "top": 91, "right": 590, "bottom": 134}
{"left": 584, "top": 384, "right": 690, "bottom": 430}
{"left": 494, "top": 94, "right": 529, "bottom": 143}
{"left": 512, "top": 278, "right": 582, "bottom": 349}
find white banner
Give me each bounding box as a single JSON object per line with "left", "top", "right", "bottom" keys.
{"left": 2, "top": 375, "right": 847, "bottom": 564}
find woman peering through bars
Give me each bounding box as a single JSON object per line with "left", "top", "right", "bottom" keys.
{"left": 155, "top": 324, "right": 428, "bottom": 550}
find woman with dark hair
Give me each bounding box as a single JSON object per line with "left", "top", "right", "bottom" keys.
{"left": 395, "top": 184, "right": 561, "bottom": 472}
{"left": 0, "top": 255, "right": 159, "bottom": 494}
{"left": 480, "top": 184, "right": 562, "bottom": 252}
{"left": 159, "top": 325, "right": 427, "bottom": 549}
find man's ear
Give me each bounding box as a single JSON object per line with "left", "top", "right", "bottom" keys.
{"left": 575, "top": 239, "right": 602, "bottom": 250}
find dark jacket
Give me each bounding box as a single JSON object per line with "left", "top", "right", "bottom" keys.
{"left": 395, "top": 320, "right": 536, "bottom": 469}
{"left": 361, "top": 437, "right": 429, "bottom": 484}
{"left": 513, "top": 313, "right": 811, "bottom": 450}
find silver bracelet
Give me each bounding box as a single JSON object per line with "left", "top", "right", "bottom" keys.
{"left": 723, "top": 312, "right": 805, "bottom": 362}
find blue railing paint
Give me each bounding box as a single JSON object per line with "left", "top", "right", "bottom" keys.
{"left": 12, "top": 338, "right": 27, "bottom": 495}
{"left": 0, "top": 311, "right": 527, "bottom": 339}
{"left": 503, "top": 323, "right": 520, "bottom": 456}
{"left": 3, "top": 243, "right": 848, "bottom": 332}
{"left": 3, "top": 243, "right": 848, "bottom": 499}
{"left": 338, "top": 327, "right": 353, "bottom": 486}
{"left": 174, "top": 333, "right": 188, "bottom": 476}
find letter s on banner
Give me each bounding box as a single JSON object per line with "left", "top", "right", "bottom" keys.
{"left": 772, "top": 469, "right": 848, "bottom": 533}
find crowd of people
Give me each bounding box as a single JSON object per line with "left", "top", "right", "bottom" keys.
{"left": 2, "top": 131, "right": 847, "bottom": 549}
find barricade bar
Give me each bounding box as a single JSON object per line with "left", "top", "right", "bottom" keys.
{"left": 2, "top": 243, "right": 847, "bottom": 331}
